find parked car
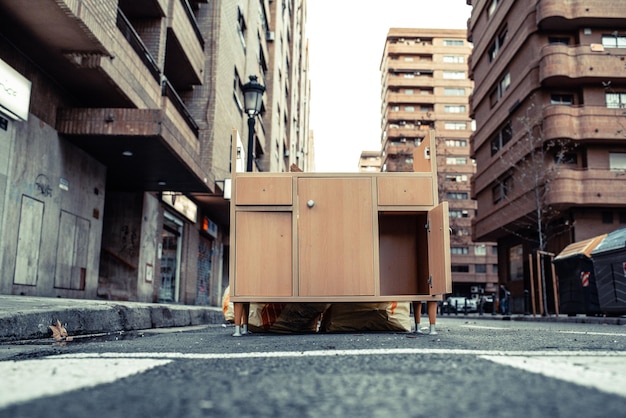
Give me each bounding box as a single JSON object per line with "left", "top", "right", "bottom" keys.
{"left": 444, "top": 296, "right": 478, "bottom": 313}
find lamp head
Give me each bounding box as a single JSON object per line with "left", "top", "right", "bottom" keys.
{"left": 242, "top": 75, "right": 266, "bottom": 117}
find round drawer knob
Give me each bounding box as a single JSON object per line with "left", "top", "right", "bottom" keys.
{"left": 307, "top": 199, "right": 315, "bottom": 208}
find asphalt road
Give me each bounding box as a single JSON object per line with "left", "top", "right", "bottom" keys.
{"left": 1, "top": 317, "right": 625, "bottom": 418}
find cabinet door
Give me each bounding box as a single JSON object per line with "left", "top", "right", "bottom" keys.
{"left": 427, "top": 202, "right": 452, "bottom": 295}
{"left": 297, "top": 178, "right": 375, "bottom": 296}
{"left": 234, "top": 211, "right": 293, "bottom": 297}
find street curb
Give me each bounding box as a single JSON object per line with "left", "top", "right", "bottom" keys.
{"left": 0, "top": 303, "right": 227, "bottom": 342}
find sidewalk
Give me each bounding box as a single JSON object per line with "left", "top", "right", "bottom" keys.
{"left": 0, "top": 295, "right": 624, "bottom": 342}
{"left": 0, "top": 295, "right": 226, "bottom": 342}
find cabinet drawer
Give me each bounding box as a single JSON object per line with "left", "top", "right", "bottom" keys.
{"left": 235, "top": 176, "right": 293, "bottom": 205}
{"left": 377, "top": 177, "right": 433, "bottom": 206}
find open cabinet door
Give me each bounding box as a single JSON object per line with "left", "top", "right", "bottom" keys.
{"left": 427, "top": 201, "right": 452, "bottom": 295}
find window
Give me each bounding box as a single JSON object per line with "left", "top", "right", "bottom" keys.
{"left": 489, "top": 72, "right": 511, "bottom": 107}
{"left": 490, "top": 121, "right": 513, "bottom": 155}
{"left": 610, "top": 152, "right": 626, "bottom": 170}
{"left": 237, "top": 8, "right": 247, "bottom": 48}
{"left": 488, "top": 0, "right": 499, "bottom": 17}
{"left": 451, "top": 247, "right": 469, "bottom": 255}
{"left": 446, "top": 174, "right": 468, "bottom": 182}
{"left": 474, "top": 245, "right": 487, "bottom": 256}
{"left": 446, "top": 157, "right": 468, "bottom": 165}
{"left": 551, "top": 94, "right": 573, "bottom": 105}
{"left": 549, "top": 37, "right": 570, "bottom": 45}
{"left": 620, "top": 212, "right": 626, "bottom": 224}
{"left": 443, "top": 55, "right": 465, "bottom": 63}
{"left": 606, "top": 93, "right": 626, "bottom": 108}
{"left": 405, "top": 89, "right": 414, "bottom": 95}
{"left": 404, "top": 106, "right": 415, "bottom": 112}
{"left": 444, "top": 105, "right": 466, "bottom": 113}
{"left": 500, "top": 72, "right": 511, "bottom": 93}
{"left": 443, "top": 71, "right": 466, "bottom": 79}
{"left": 602, "top": 211, "right": 614, "bottom": 224}
{"left": 445, "top": 139, "right": 467, "bottom": 147}
{"left": 555, "top": 152, "right": 577, "bottom": 165}
{"left": 475, "top": 264, "right": 487, "bottom": 273}
{"left": 444, "top": 88, "right": 465, "bottom": 96}
{"left": 446, "top": 192, "right": 468, "bottom": 200}
{"left": 450, "top": 209, "right": 469, "bottom": 218}
{"left": 443, "top": 39, "right": 464, "bottom": 46}
{"left": 488, "top": 27, "right": 508, "bottom": 62}
{"left": 451, "top": 265, "right": 470, "bottom": 273}
{"left": 445, "top": 122, "right": 467, "bottom": 130}
{"left": 602, "top": 34, "right": 626, "bottom": 48}
{"left": 404, "top": 56, "right": 414, "bottom": 62}
{"left": 492, "top": 176, "right": 513, "bottom": 204}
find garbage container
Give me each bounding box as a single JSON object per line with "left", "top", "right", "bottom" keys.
{"left": 553, "top": 234, "right": 606, "bottom": 315}
{"left": 591, "top": 227, "right": 626, "bottom": 315}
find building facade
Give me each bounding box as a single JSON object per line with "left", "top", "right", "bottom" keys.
{"left": 379, "top": 28, "right": 498, "bottom": 299}
{"left": 0, "top": 0, "right": 310, "bottom": 306}
{"left": 468, "top": 0, "right": 626, "bottom": 312}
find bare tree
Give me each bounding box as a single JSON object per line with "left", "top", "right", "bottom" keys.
{"left": 493, "top": 96, "right": 576, "bottom": 313}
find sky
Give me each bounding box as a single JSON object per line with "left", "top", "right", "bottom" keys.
{"left": 306, "top": 0, "right": 473, "bottom": 172}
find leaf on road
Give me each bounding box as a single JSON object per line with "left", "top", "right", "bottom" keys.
{"left": 49, "top": 319, "right": 71, "bottom": 342}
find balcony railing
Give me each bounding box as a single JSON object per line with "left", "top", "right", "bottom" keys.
{"left": 162, "top": 77, "right": 199, "bottom": 137}
{"left": 116, "top": 9, "right": 161, "bottom": 82}
{"left": 180, "top": 0, "right": 204, "bottom": 48}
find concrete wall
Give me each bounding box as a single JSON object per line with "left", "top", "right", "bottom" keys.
{"left": 0, "top": 115, "right": 106, "bottom": 298}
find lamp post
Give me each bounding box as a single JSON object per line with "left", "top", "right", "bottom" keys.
{"left": 241, "top": 75, "right": 265, "bottom": 172}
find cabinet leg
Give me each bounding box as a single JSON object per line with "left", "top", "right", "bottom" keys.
{"left": 233, "top": 302, "right": 250, "bottom": 337}
{"left": 413, "top": 301, "right": 438, "bottom": 335}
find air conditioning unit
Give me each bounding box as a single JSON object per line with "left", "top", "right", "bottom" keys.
{"left": 266, "top": 31, "right": 275, "bottom": 41}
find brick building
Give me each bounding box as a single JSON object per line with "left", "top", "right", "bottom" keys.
{"left": 0, "top": 0, "right": 310, "bottom": 306}
{"left": 468, "top": 0, "right": 626, "bottom": 312}
{"left": 379, "top": 28, "right": 498, "bottom": 298}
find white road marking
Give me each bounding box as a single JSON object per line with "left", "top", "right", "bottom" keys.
{"left": 557, "top": 330, "right": 626, "bottom": 337}
{"left": 481, "top": 355, "right": 626, "bottom": 398}
{"left": 0, "top": 358, "right": 171, "bottom": 409}
{"left": 56, "top": 348, "right": 626, "bottom": 359}
{"left": 3, "top": 348, "right": 625, "bottom": 409}
{"left": 460, "top": 324, "right": 509, "bottom": 330}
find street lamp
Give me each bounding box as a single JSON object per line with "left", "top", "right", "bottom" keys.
{"left": 242, "top": 75, "right": 265, "bottom": 172}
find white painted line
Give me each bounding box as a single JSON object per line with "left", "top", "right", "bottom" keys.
{"left": 481, "top": 355, "right": 626, "bottom": 398}
{"left": 557, "top": 330, "right": 626, "bottom": 337}
{"left": 54, "top": 348, "right": 626, "bottom": 360}
{"left": 0, "top": 358, "right": 171, "bottom": 409}
{"left": 460, "top": 324, "right": 509, "bottom": 330}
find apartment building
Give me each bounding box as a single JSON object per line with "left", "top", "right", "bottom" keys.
{"left": 358, "top": 151, "right": 382, "bottom": 172}
{"left": 468, "top": 0, "right": 626, "bottom": 312}
{"left": 380, "top": 28, "right": 498, "bottom": 298}
{"left": 0, "top": 0, "right": 310, "bottom": 306}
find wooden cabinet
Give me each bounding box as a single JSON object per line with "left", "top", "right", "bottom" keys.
{"left": 297, "top": 177, "right": 376, "bottom": 297}
{"left": 229, "top": 133, "right": 451, "bottom": 302}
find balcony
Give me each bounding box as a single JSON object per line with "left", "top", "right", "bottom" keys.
{"left": 383, "top": 141, "right": 416, "bottom": 156}
{"left": 472, "top": 167, "right": 626, "bottom": 242}
{"left": 385, "top": 109, "right": 433, "bottom": 122}
{"left": 164, "top": 0, "right": 205, "bottom": 89}
{"left": 542, "top": 105, "right": 626, "bottom": 142}
{"left": 386, "top": 93, "right": 435, "bottom": 104}
{"left": 57, "top": 106, "right": 208, "bottom": 193}
{"left": 537, "top": 1, "right": 626, "bottom": 30}
{"left": 547, "top": 168, "right": 626, "bottom": 208}
{"left": 384, "top": 74, "right": 435, "bottom": 89}
{"left": 386, "top": 42, "right": 433, "bottom": 55}
{"left": 540, "top": 44, "right": 626, "bottom": 87}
